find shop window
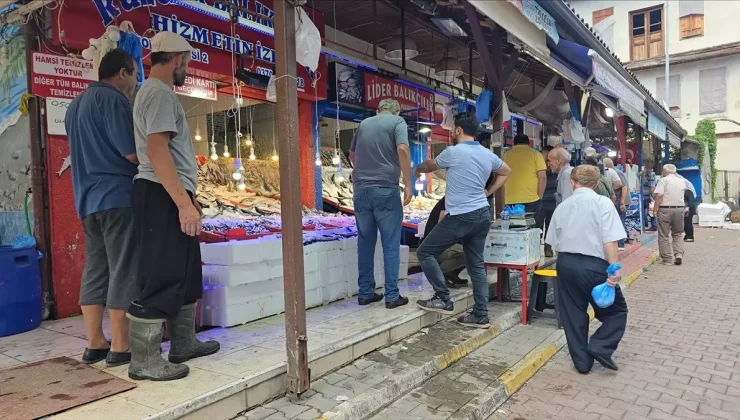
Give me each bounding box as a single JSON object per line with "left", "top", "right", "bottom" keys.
{"left": 630, "top": 6, "right": 664, "bottom": 61}
{"left": 593, "top": 7, "right": 615, "bottom": 50}
{"left": 679, "top": 0, "right": 704, "bottom": 39}
{"left": 656, "top": 75, "right": 681, "bottom": 118}
{"left": 699, "top": 67, "right": 727, "bottom": 115}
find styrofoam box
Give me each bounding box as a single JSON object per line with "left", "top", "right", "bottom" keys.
{"left": 484, "top": 228, "right": 542, "bottom": 265}
{"left": 698, "top": 214, "right": 727, "bottom": 227}
{"left": 200, "top": 236, "right": 283, "bottom": 266}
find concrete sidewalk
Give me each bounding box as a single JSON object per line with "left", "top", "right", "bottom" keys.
{"left": 237, "top": 238, "right": 659, "bottom": 420}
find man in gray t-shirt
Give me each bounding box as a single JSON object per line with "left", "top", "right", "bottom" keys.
{"left": 349, "top": 99, "right": 412, "bottom": 309}
{"left": 127, "top": 31, "right": 219, "bottom": 382}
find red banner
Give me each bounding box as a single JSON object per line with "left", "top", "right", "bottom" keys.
{"left": 30, "top": 52, "right": 93, "bottom": 99}
{"left": 364, "top": 74, "right": 439, "bottom": 121}
{"left": 51, "top": 0, "right": 327, "bottom": 101}
{"left": 175, "top": 75, "right": 218, "bottom": 100}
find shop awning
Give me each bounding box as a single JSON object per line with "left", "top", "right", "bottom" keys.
{"left": 546, "top": 38, "right": 591, "bottom": 79}
{"left": 468, "top": 0, "right": 550, "bottom": 60}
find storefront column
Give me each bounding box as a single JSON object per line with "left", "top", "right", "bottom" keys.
{"left": 615, "top": 115, "right": 627, "bottom": 167}
{"left": 298, "top": 100, "right": 316, "bottom": 209}
{"left": 274, "top": 0, "right": 309, "bottom": 396}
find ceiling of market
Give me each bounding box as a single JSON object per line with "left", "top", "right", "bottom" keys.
{"left": 310, "top": 0, "right": 563, "bottom": 104}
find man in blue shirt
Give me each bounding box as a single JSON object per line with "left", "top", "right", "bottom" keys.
{"left": 65, "top": 49, "right": 139, "bottom": 368}
{"left": 413, "top": 113, "right": 511, "bottom": 328}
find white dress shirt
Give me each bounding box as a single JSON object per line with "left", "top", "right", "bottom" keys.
{"left": 545, "top": 188, "right": 627, "bottom": 261}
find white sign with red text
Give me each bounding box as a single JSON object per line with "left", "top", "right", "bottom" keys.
{"left": 174, "top": 76, "right": 218, "bottom": 101}
{"left": 31, "top": 52, "right": 94, "bottom": 99}
{"left": 46, "top": 97, "right": 72, "bottom": 136}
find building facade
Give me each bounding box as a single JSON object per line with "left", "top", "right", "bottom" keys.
{"left": 569, "top": 0, "right": 740, "bottom": 171}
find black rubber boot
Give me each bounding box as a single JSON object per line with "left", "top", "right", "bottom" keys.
{"left": 127, "top": 313, "right": 189, "bottom": 381}
{"left": 167, "top": 304, "right": 220, "bottom": 364}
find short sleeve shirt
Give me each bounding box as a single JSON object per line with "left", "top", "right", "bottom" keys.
{"left": 435, "top": 141, "right": 503, "bottom": 215}
{"left": 503, "top": 145, "right": 547, "bottom": 204}
{"left": 133, "top": 78, "right": 198, "bottom": 193}
{"left": 351, "top": 113, "right": 409, "bottom": 190}
{"left": 545, "top": 188, "right": 626, "bottom": 261}
{"left": 654, "top": 174, "right": 686, "bottom": 206}
{"left": 65, "top": 82, "right": 138, "bottom": 218}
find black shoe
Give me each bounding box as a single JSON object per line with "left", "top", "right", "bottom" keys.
{"left": 457, "top": 312, "right": 491, "bottom": 329}
{"left": 106, "top": 351, "right": 132, "bottom": 368}
{"left": 82, "top": 347, "right": 110, "bottom": 364}
{"left": 358, "top": 293, "right": 384, "bottom": 306}
{"left": 416, "top": 294, "right": 454, "bottom": 314}
{"left": 588, "top": 350, "right": 618, "bottom": 371}
{"left": 674, "top": 256, "right": 683, "bottom": 265}
{"left": 385, "top": 296, "right": 409, "bottom": 309}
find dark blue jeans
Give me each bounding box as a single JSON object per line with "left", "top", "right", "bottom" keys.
{"left": 354, "top": 187, "right": 402, "bottom": 303}
{"left": 417, "top": 206, "right": 492, "bottom": 317}
{"left": 617, "top": 208, "right": 627, "bottom": 247}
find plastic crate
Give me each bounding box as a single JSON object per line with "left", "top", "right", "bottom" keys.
{"left": 0, "top": 246, "right": 42, "bottom": 337}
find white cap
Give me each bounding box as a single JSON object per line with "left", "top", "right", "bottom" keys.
{"left": 151, "top": 31, "right": 193, "bottom": 53}
{"left": 584, "top": 147, "right": 597, "bottom": 157}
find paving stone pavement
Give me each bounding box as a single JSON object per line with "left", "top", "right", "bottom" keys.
{"left": 491, "top": 228, "right": 740, "bottom": 420}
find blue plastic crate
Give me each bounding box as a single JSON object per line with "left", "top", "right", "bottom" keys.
{"left": 0, "top": 246, "right": 42, "bottom": 337}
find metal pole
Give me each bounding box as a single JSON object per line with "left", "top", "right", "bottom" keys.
{"left": 274, "top": 0, "right": 309, "bottom": 397}
{"left": 400, "top": 4, "right": 406, "bottom": 72}
{"left": 664, "top": 0, "right": 670, "bottom": 112}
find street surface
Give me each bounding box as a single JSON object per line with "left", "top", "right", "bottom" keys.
{"left": 491, "top": 228, "right": 740, "bottom": 420}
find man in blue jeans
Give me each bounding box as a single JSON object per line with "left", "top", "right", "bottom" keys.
{"left": 413, "top": 113, "right": 511, "bottom": 328}
{"left": 350, "top": 99, "right": 413, "bottom": 309}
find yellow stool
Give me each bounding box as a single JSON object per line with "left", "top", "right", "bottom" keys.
{"left": 528, "top": 269, "right": 561, "bottom": 328}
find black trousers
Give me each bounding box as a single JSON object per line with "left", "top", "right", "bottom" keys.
{"left": 684, "top": 210, "right": 695, "bottom": 240}
{"left": 557, "top": 253, "right": 628, "bottom": 373}
{"left": 131, "top": 179, "right": 202, "bottom": 319}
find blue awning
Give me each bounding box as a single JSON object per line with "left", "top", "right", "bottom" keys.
{"left": 546, "top": 38, "right": 592, "bottom": 79}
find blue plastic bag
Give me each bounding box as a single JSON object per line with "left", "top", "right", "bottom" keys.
{"left": 507, "top": 204, "right": 525, "bottom": 216}
{"left": 591, "top": 263, "right": 622, "bottom": 308}
{"left": 475, "top": 89, "right": 493, "bottom": 123}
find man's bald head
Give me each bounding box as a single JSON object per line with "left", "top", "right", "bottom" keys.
{"left": 571, "top": 165, "right": 601, "bottom": 190}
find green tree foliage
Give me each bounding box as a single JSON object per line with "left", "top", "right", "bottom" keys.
{"left": 693, "top": 119, "right": 717, "bottom": 200}
{"left": 0, "top": 26, "right": 26, "bottom": 103}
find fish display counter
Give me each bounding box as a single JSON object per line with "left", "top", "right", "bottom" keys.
{"left": 193, "top": 156, "right": 410, "bottom": 327}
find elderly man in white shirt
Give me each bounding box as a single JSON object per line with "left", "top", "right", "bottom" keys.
{"left": 654, "top": 164, "right": 687, "bottom": 265}
{"left": 546, "top": 165, "right": 627, "bottom": 374}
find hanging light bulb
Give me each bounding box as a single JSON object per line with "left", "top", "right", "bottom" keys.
{"left": 245, "top": 134, "right": 253, "bottom": 147}
{"left": 194, "top": 127, "right": 202, "bottom": 141}
{"left": 210, "top": 143, "right": 218, "bottom": 161}
{"left": 315, "top": 152, "right": 322, "bottom": 166}
{"left": 223, "top": 144, "right": 230, "bottom": 158}
{"left": 237, "top": 182, "right": 246, "bottom": 190}
{"left": 420, "top": 173, "right": 426, "bottom": 181}
{"left": 332, "top": 153, "right": 341, "bottom": 165}
{"left": 336, "top": 166, "right": 345, "bottom": 183}
{"left": 232, "top": 171, "right": 242, "bottom": 181}
{"left": 414, "top": 178, "right": 424, "bottom": 192}
{"left": 249, "top": 146, "right": 256, "bottom": 160}
{"left": 271, "top": 152, "right": 279, "bottom": 161}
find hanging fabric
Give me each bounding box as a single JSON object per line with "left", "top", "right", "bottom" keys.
{"left": 513, "top": 75, "right": 558, "bottom": 113}
{"left": 475, "top": 89, "right": 492, "bottom": 123}
{"left": 117, "top": 23, "right": 144, "bottom": 87}
{"left": 441, "top": 103, "right": 455, "bottom": 130}
{"left": 501, "top": 90, "right": 512, "bottom": 132}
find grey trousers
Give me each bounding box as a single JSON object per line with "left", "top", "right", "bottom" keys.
{"left": 438, "top": 244, "right": 466, "bottom": 277}
{"left": 658, "top": 207, "right": 685, "bottom": 262}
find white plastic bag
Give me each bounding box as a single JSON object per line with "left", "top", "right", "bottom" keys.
{"left": 266, "top": 75, "right": 277, "bottom": 102}
{"left": 295, "top": 7, "right": 321, "bottom": 72}
{"left": 441, "top": 104, "right": 455, "bottom": 130}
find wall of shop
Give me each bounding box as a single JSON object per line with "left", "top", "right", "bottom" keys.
{"left": 0, "top": 20, "right": 31, "bottom": 245}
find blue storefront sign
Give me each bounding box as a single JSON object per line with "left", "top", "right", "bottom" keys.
{"left": 647, "top": 111, "right": 667, "bottom": 141}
